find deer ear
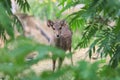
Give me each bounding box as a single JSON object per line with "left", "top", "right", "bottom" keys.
{"left": 47, "top": 20, "right": 54, "bottom": 27}
{"left": 60, "top": 20, "right": 66, "bottom": 26}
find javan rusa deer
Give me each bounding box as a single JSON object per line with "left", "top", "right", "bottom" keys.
{"left": 47, "top": 20, "right": 73, "bottom": 71}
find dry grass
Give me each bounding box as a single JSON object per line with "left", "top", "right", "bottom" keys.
{"left": 31, "top": 48, "right": 110, "bottom": 74}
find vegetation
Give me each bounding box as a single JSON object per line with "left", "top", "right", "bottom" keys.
{"left": 0, "top": 0, "right": 30, "bottom": 41}
{"left": 59, "top": 0, "right": 120, "bottom": 68}
{"left": 0, "top": 0, "right": 120, "bottom": 80}
{"left": 28, "top": 0, "right": 60, "bottom": 20}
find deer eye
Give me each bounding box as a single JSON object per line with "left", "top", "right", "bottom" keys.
{"left": 59, "top": 27, "right": 62, "bottom": 30}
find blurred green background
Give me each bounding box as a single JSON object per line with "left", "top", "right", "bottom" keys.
{"left": 0, "top": 0, "right": 120, "bottom": 80}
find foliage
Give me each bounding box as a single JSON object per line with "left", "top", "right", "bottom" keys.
{"left": 1, "top": 44, "right": 120, "bottom": 80}
{"left": 38, "top": 61, "right": 120, "bottom": 80}
{"left": 0, "top": 37, "right": 68, "bottom": 80}
{"left": 28, "top": 0, "right": 60, "bottom": 20}
{"left": 1, "top": 0, "right": 120, "bottom": 80}
{"left": 59, "top": 0, "right": 120, "bottom": 68}
{"left": 0, "top": 0, "right": 30, "bottom": 41}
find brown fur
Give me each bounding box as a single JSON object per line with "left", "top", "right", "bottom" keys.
{"left": 15, "top": 13, "right": 54, "bottom": 45}
{"left": 47, "top": 20, "right": 73, "bottom": 71}
{"left": 14, "top": 13, "right": 55, "bottom": 60}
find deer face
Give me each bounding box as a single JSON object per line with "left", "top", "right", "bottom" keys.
{"left": 47, "top": 20, "right": 66, "bottom": 38}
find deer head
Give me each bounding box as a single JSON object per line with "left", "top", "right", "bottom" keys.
{"left": 47, "top": 20, "right": 67, "bottom": 38}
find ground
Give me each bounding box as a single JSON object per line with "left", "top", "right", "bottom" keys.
{"left": 31, "top": 48, "right": 110, "bottom": 74}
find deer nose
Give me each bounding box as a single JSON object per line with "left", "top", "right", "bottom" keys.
{"left": 57, "top": 35, "right": 59, "bottom": 37}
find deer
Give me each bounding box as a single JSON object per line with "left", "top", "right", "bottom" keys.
{"left": 14, "top": 13, "right": 54, "bottom": 60}
{"left": 47, "top": 20, "right": 73, "bottom": 71}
